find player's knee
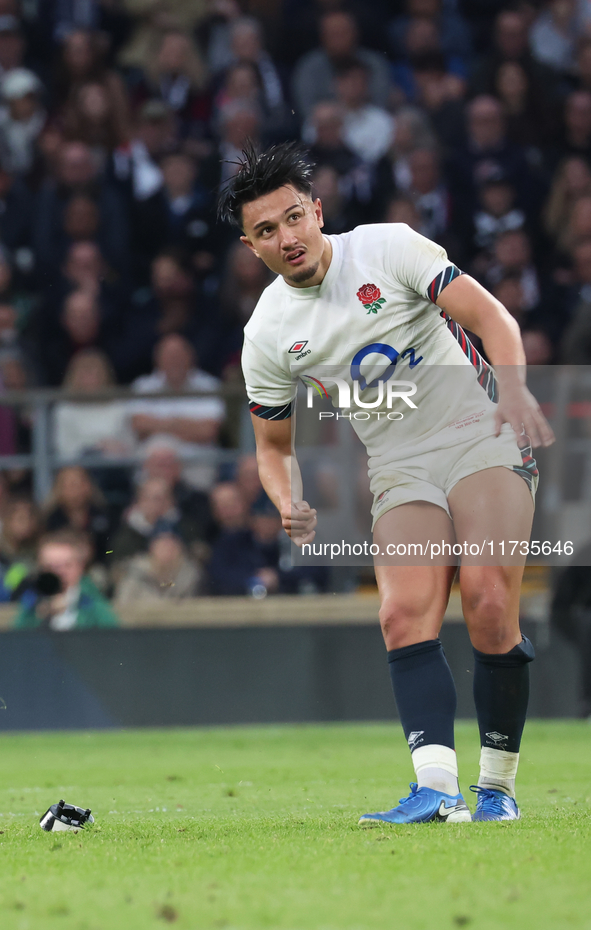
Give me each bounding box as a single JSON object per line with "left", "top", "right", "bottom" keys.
{"left": 462, "top": 585, "right": 517, "bottom": 651}
{"left": 378, "top": 599, "right": 435, "bottom": 648}
{"left": 462, "top": 584, "right": 511, "bottom": 626}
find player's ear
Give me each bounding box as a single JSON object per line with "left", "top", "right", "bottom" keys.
{"left": 240, "top": 235, "right": 260, "bottom": 259}
{"left": 313, "top": 197, "right": 324, "bottom": 229}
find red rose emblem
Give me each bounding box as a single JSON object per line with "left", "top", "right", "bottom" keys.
{"left": 357, "top": 283, "right": 381, "bottom": 305}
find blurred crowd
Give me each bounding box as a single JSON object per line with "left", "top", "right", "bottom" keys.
{"left": 0, "top": 0, "right": 590, "bottom": 620}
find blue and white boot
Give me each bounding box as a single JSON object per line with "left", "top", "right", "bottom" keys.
{"left": 470, "top": 785, "right": 520, "bottom": 821}
{"left": 358, "top": 783, "right": 472, "bottom": 826}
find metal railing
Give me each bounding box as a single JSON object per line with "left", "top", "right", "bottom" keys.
{"left": 0, "top": 383, "right": 251, "bottom": 501}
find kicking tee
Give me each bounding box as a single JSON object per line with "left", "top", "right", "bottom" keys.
{"left": 242, "top": 223, "right": 509, "bottom": 477}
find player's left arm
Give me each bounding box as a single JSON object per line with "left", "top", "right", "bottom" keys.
{"left": 435, "top": 274, "right": 554, "bottom": 448}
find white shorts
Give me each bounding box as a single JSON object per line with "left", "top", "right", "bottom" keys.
{"left": 370, "top": 422, "right": 538, "bottom": 530}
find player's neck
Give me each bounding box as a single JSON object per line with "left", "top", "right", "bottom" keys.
{"left": 284, "top": 236, "right": 333, "bottom": 289}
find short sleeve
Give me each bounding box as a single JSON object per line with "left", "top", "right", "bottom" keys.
{"left": 389, "top": 225, "right": 464, "bottom": 302}
{"left": 242, "top": 333, "right": 295, "bottom": 419}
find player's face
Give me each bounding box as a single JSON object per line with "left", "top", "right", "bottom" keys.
{"left": 240, "top": 185, "right": 331, "bottom": 287}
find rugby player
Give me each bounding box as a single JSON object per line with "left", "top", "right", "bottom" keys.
{"left": 218, "top": 143, "right": 554, "bottom": 824}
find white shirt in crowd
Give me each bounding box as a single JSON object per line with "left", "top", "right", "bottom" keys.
{"left": 129, "top": 368, "right": 225, "bottom": 488}
{"left": 53, "top": 400, "right": 134, "bottom": 459}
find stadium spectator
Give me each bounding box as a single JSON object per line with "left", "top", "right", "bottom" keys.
{"left": 33, "top": 140, "right": 129, "bottom": 280}
{"left": 520, "top": 329, "right": 554, "bottom": 365}
{"left": 558, "top": 193, "right": 591, "bottom": 257}
{"left": 0, "top": 13, "right": 25, "bottom": 78}
{"left": 111, "top": 98, "right": 170, "bottom": 191}
{"left": 110, "top": 474, "right": 203, "bottom": 564}
{"left": 291, "top": 10, "right": 391, "bottom": 119}
{"left": 279, "top": 0, "right": 390, "bottom": 68}
{"left": 214, "top": 60, "right": 260, "bottom": 118}
{"left": 383, "top": 105, "right": 436, "bottom": 192}
{"left": 135, "top": 30, "right": 209, "bottom": 140}
{"left": 309, "top": 165, "right": 351, "bottom": 236}
{"left": 44, "top": 466, "right": 111, "bottom": 565}
{"left": 219, "top": 240, "right": 272, "bottom": 330}
{"left": 195, "top": 0, "right": 242, "bottom": 74}
{"left": 471, "top": 174, "right": 526, "bottom": 255}
{"left": 388, "top": 0, "right": 472, "bottom": 64}
{"left": 34, "top": 239, "right": 125, "bottom": 334}
{"left": 139, "top": 441, "right": 217, "bottom": 546}
{"left": 490, "top": 276, "right": 553, "bottom": 364}
{"left": 305, "top": 101, "right": 356, "bottom": 178}
{"left": 390, "top": 16, "right": 468, "bottom": 113}
{"left": 13, "top": 529, "right": 119, "bottom": 630}
{"left": 0, "top": 67, "right": 45, "bottom": 176}
{"left": 0, "top": 495, "right": 41, "bottom": 571}
{"left": 216, "top": 100, "right": 263, "bottom": 191}
{"left": 448, "top": 95, "right": 539, "bottom": 229}
{"left": 114, "top": 528, "right": 202, "bottom": 604}
{"left": 573, "top": 36, "right": 591, "bottom": 94}
{"left": 130, "top": 333, "right": 224, "bottom": 491}
{"left": 0, "top": 248, "right": 34, "bottom": 327}
{"left": 482, "top": 230, "right": 541, "bottom": 315}
{"left": 53, "top": 28, "right": 130, "bottom": 129}
{"left": 62, "top": 193, "right": 100, "bottom": 244}
{"left": 407, "top": 50, "right": 466, "bottom": 151}
{"left": 47, "top": 0, "right": 132, "bottom": 46}
{"left": 0, "top": 165, "right": 33, "bottom": 257}
{"left": 492, "top": 60, "right": 557, "bottom": 149}
{"left": 224, "top": 17, "right": 286, "bottom": 125}
{"left": 469, "top": 8, "right": 559, "bottom": 98}
{"left": 149, "top": 151, "right": 215, "bottom": 262}
{"left": 384, "top": 194, "right": 422, "bottom": 230}
{"left": 53, "top": 349, "right": 133, "bottom": 460}
{"left": 207, "top": 481, "right": 279, "bottom": 595}
{"left": 303, "top": 100, "right": 394, "bottom": 225}
{"left": 0, "top": 300, "right": 22, "bottom": 362}
{"left": 544, "top": 156, "right": 591, "bottom": 247}
{"left": 112, "top": 250, "right": 223, "bottom": 382}
{"left": 556, "top": 90, "right": 591, "bottom": 165}
{"left": 560, "top": 238, "right": 591, "bottom": 362}
{"left": 332, "top": 59, "right": 394, "bottom": 164}
{"left": 529, "top": 0, "right": 578, "bottom": 74}
{"left": 235, "top": 453, "right": 265, "bottom": 512}
{"left": 407, "top": 147, "right": 453, "bottom": 247}
{"left": 35, "top": 287, "right": 114, "bottom": 386}
{"left": 61, "top": 80, "right": 127, "bottom": 161}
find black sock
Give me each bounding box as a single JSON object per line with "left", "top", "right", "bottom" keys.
{"left": 472, "top": 636, "right": 535, "bottom": 753}
{"left": 387, "top": 639, "right": 456, "bottom": 752}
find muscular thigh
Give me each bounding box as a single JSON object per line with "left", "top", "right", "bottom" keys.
{"left": 448, "top": 467, "right": 534, "bottom": 652}
{"left": 373, "top": 501, "right": 457, "bottom": 649}
{"left": 447, "top": 466, "right": 534, "bottom": 567}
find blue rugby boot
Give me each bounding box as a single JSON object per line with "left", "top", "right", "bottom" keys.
{"left": 358, "top": 783, "right": 472, "bottom": 826}
{"left": 470, "top": 786, "right": 520, "bottom": 821}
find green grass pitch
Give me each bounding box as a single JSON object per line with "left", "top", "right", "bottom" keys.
{"left": 0, "top": 721, "right": 589, "bottom": 930}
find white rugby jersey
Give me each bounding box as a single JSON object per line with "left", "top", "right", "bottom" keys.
{"left": 242, "top": 223, "right": 501, "bottom": 467}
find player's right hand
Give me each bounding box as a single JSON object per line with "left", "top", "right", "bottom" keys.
{"left": 281, "top": 500, "right": 317, "bottom": 547}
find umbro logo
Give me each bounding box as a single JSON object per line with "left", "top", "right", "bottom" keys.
{"left": 485, "top": 731, "right": 509, "bottom": 745}
{"left": 407, "top": 730, "right": 424, "bottom": 750}
{"left": 288, "top": 340, "right": 311, "bottom": 360}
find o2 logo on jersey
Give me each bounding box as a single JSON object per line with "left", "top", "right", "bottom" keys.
{"left": 301, "top": 342, "right": 422, "bottom": 412}
{"left": 350, "top": 343, "right": 423, "bottom": 390}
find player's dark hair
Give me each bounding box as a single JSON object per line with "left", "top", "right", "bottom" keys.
{"left": 217, "top": 141, "right": 315, "bottom": 229}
